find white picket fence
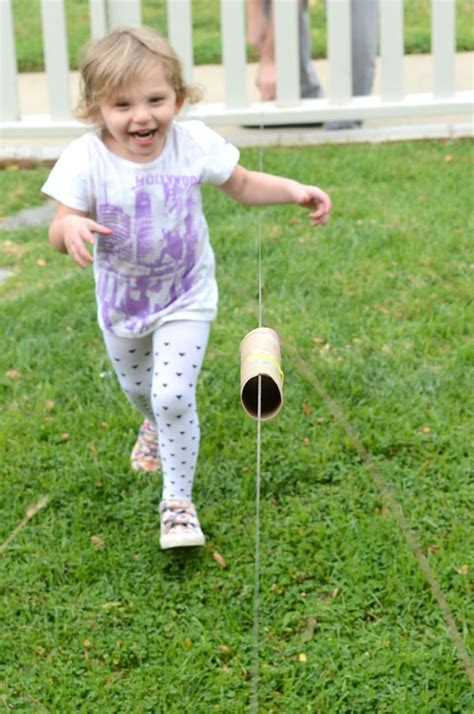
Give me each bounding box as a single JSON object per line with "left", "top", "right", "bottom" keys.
{"left": 0, "top": 0, "right": 472, "bottom": 138}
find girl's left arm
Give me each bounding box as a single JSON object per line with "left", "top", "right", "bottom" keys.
{"left": 218, "top": 164, "right": 331, "bottom": 227}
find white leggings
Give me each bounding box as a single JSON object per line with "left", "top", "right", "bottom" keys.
{"left": 103, "top": 320, "right": 211, "bottom": 501}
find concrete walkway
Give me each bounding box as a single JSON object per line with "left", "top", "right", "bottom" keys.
{"left": 1, "top": 52, "right": 473, "bottom": 160}
{"left": 0, "top": 200, "right": 56, "bottom": 230}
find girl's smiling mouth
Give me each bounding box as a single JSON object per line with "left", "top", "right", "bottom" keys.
{"left": 130, "top": 129, "right": 157, "bottom": 143}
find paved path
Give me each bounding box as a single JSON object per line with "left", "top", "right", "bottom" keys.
{"left": 0, "top": 200, "right": 56, "bottom": 230}
{"left": 0, "top": 200, "right": 57, "bottom": 287}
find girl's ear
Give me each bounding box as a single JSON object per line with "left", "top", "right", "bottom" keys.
{"left": 175, "top": 91, "right": 186, "bottom": 113}
{"left": 89, "top": 105, "right": 104, "bottom": 125}
{"left": 75, "top": 99, "right": 101, "bottom": 125}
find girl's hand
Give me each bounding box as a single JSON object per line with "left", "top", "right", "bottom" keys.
{"left": 297, "top": 185, "right": 332, "bottom": 227}
{"left": 62, "top": 215, "right": 112, "bottom": 268}
{"left": 50, "top": 210, "right": 112, "bottom": 268}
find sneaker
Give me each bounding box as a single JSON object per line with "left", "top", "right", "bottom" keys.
{"left": 130, "top": 419, "right": 161, "bottom": 473}
{"left": 159, "top": 499, "right": 205, "bottom": 549}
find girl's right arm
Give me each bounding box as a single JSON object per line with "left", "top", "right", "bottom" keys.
{"left": 49, "top": 202, "right": 112, "bottom": 269}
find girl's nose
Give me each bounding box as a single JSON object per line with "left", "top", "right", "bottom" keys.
{"left": 132, "top": 105, "right": 151, "bottom": 124}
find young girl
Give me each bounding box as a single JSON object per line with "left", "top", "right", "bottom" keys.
{"left": 42, "top": 26, "right": 331, "bottom": 550}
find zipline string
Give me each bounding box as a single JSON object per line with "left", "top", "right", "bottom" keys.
{"left": 250, "top": 112, "right": 266, "bottom": 714}
{"left": 242, "top": 103, "right": 286, "bottom": 711}
{"left": 251, "top": 373, "right": 262, "bottom": 712}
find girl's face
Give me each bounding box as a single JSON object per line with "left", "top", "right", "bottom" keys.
{"left": 96, "top": 60, "right": 184, "bottom": 162}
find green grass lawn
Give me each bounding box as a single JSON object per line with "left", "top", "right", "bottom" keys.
{"left": 1, "top": 138, "right": 473, "bottom": 711}
{"left": 12, "top": 0, "right": 474, "bottom": 72}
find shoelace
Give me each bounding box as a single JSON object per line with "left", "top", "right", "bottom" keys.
{"left": 162, "top": 505, "right": 197, "bottom": 531}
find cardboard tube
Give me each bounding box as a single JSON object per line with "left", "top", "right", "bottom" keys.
{"left": 240, "top": 327, "right": 283, "bottom": 420}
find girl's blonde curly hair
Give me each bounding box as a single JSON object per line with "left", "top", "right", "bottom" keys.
{"left": 76, "top": 26, "right": 203, "bottom": 121}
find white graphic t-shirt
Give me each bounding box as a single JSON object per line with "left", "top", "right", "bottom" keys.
{"left": 42, "top": 121, "right": 240, "bottom": 337}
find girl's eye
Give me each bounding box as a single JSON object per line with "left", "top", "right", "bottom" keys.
{"left": 150, "top": 97, "right": 164, "bottom": 104}
{"left": 115, "top": 102, "right": 129, "bottom": 109}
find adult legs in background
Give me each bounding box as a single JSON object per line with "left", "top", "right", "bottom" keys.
{"left": 266, "top": 0, "right": 378, "bottom": 101}
{"left": 251, "top": 0, "right": 325, "bottom": 101}
{"left": 252, "top": 0, "right": 378, "bottom": 124}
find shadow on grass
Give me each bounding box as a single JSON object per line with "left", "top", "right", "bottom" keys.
{"left": 159, "top": 546, "right": 207, "bottom": 581}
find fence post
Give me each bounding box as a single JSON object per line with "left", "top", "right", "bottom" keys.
{"left": 432, "top": 0, "right": 455, "bottom": 97}
{"left": 40, "top": 0, "right": 71, "bottom": 120}
{"left": 380, "top": 0, "right": 403, "bottom": 100}
{"left": 220, "top": 0, "right": 247, "bottom": 108}
{"left": 327, "top": 0, "right": 352, "bottom": 103}
{"left": 107, "top": 0, "right": 141, "bottom": 28}
{"left": 89, "top": 0, "right": 107, "bottom": 38}
{"left": 0, "top": 0, "right": 19, "bottom": 121}
{"left": 274, "top": 0, "right": 300, "bottom": 105}
{"left": 167, "top": 0, "right": 193, "bottom": 85}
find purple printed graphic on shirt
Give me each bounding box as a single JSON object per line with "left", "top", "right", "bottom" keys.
{"left": 95, "top": 175, "right": 200, "bottom": 333}
{"left": 135, "top": 190, "right": 154, "bottom": 262}
{"left": 96, "top": 204, "right": 132, "bottom": 260}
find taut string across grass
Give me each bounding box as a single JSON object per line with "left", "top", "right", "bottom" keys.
{"left": 280, "top": 334, "right": 474, "bottom": 688}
